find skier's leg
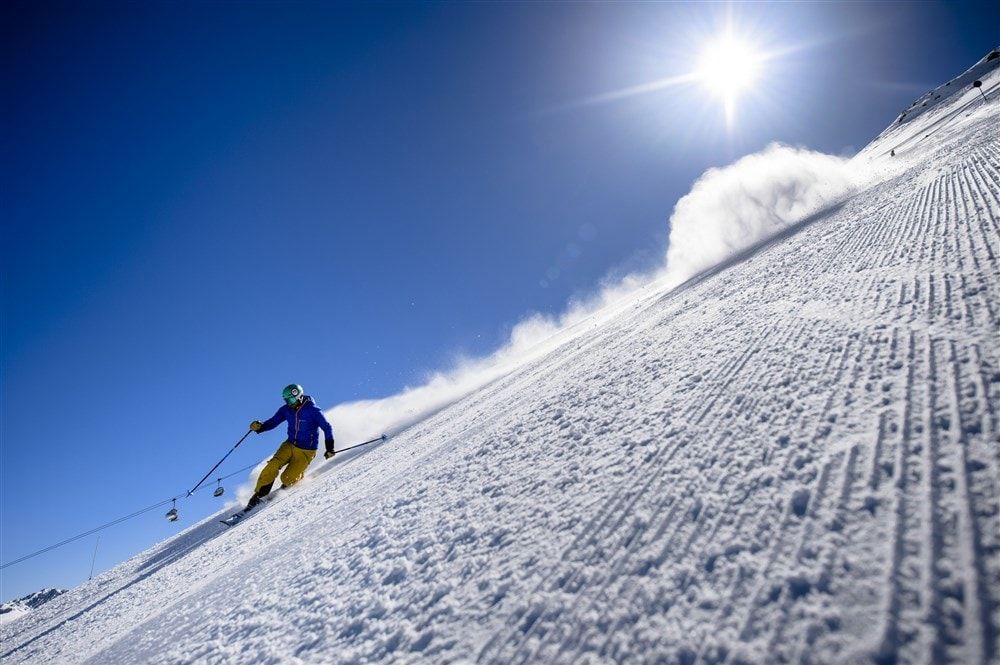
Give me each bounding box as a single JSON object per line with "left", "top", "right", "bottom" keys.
{"left": 279, "top": 446, "right": 317, "bottom": 487}
{"left": 255, "top": 441, "right": 294, "bottom": 495}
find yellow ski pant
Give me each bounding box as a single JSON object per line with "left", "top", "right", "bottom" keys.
{"left": 254, "top": 441, "right": 317, "bottom": 493}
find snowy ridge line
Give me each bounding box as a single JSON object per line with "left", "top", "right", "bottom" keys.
{"left": 864, "top": 46, "right": 999, "bottom": 159}
{"left": 433, "top": 168, "right": 857, "bottom": 441}
{"left": 883, "top": 78, "right": 999, "bottom": 158}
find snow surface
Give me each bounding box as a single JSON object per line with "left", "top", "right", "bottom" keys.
{"left": 0, "top": 606, "right": 30, "bottom": 628}
{"left": 2, "top": 53, "right": 998, "bottom": 665}
{"left": 0, "top": 589, "right": 67, "bottom": 627}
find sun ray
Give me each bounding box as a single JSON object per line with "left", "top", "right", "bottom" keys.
{"left": 543, "top": 71, "right": 700, "bottom": 114}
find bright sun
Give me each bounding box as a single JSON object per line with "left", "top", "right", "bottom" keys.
{"left": 696, "top": 31, "right": 762, "bottom": 125}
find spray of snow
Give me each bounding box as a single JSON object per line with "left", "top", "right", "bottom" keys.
{"left": 661, "top": 144, "right": 854, "bottom": 285}
{"left": 240, "top": 143, "right": 855, "bottom": 493}
{"left": 326, "top": 274, "right": 649, "bottom": 446}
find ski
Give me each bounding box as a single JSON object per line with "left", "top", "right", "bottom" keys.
{"left": 219, "top": 491, "right": 281, "bottom": 527}
{"left": 219, "top": 511, "right": 253, "bottom": 527}
{"left": 218, "top": 434, "right": 388, "bottom": 528}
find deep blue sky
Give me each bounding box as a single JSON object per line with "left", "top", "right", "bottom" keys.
{"left": 2, "top": 1, "right": 997, "bottom": 601}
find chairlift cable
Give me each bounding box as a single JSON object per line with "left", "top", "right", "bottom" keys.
{"left": 0, "top": 497, "right": 176, "bottom": 570}
{"left": 187, "top": 430, "right": 252, "bottom": 496}
{"left": 0, "top": 433, "right": 388, "bottom": 570}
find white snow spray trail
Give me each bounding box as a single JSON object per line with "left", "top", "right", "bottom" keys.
{"left": 662, "top": 144, "right": 854, "bottom": 285}
{"left": 241, "top": 143, "right": 856, "bottom": 496}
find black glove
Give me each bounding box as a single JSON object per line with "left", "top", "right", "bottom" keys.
{"left": 324, "top": 439, "right": 335, "bottom": 459}
{"left": 250, "top": 420, "right": 263, "bottom": 432}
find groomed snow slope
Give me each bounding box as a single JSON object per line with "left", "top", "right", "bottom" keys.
{"left": 2, "top": 60, "right": 998, "bottom": 665}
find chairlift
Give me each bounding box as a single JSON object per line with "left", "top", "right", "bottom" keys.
{"left": 213, "top": 479, "right": 225, "bottom": 497}
{"left": 973, "top": 80, "right": 988, "bottom": 103}
{"left": 165, "top": 498, "right": 179, "bottom": 522}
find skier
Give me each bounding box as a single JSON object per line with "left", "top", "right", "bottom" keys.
{"left": 243, "top": 384, "right": 335, "bottom": 512}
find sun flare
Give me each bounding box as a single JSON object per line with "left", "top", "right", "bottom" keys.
{"left": 696, "top": 31, "right": 762, "bottom": 126}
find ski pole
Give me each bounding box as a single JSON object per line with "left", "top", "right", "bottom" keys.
{"left": 187, "top": 430, "right": 253, "bottom": 496}
{"left": 333, "top": 434, "right": 388, "bottom": 455}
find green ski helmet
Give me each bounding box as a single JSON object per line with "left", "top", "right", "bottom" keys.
{"left": 282, "top": 383, "right": 305, "bottom": 406}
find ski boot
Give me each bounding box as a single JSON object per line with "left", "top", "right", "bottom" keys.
{"left": 243, "top": 482, "right": 275, "bottom": 513}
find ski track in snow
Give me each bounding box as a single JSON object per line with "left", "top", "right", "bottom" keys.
{"left": 2, "top": 73, "right": 999, "bottom": 665}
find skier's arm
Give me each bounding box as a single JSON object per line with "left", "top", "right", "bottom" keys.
{"left": 257, "top": 407, "right": 285, "bottom": 433}
{"left": 319, "top": 411, "right": 335, "bottom": 457}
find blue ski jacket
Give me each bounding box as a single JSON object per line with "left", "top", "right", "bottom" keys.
{"left": 258, "top": 396, "right": 334, "bottom": 451}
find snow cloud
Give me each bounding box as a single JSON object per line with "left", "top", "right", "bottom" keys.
{"left": 264, "top": 144, "right": 855, "bottom": 480}
{"left": 662, "top": 144, "right": 854, "bottom": 285}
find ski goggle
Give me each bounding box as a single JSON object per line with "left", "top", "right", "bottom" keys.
{"left": 282, "top": 385, "right": 303, "bottom": 406}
